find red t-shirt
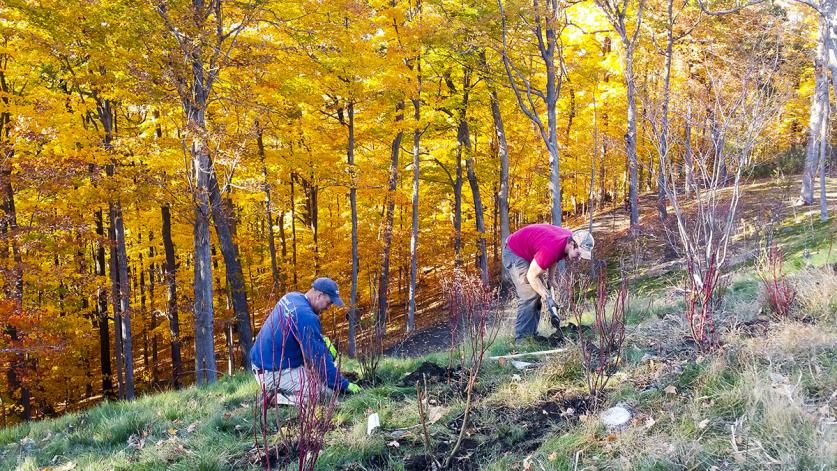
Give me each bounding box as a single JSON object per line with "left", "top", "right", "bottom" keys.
{"left": 506, "top": 224, "right": 572, "bottom": 268}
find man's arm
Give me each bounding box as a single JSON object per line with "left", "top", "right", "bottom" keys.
{"left": 298, "top": 320, "right": 349, "bottom": 392}
{"left": 546, "top": 264, "right": 558, "bottom": 290}
{"left": 525, "top": 259, "right": 549, "bottom": 300}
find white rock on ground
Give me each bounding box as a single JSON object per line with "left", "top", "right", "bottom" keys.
{"left": 600, "top": 405, "right": 632, "bottom": 431}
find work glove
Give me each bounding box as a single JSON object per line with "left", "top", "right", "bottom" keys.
{"left": 347, "top": 382, "right": 362, "bottom": 394}
{"left": 323, "top": 336, "right": 338, "bottom": 358}
{"left": 545, "top": 297, "right": 561, "bottom": 330}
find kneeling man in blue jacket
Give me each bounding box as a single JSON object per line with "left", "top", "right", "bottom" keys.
{"left": 250, "top": 277, "right": 361, "bottom": 405}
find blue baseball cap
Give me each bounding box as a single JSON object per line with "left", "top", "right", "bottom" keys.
{"left": 311, "top": 277, "right": 345, "bottom": 307}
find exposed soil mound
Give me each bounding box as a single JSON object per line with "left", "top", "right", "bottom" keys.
{"left": 401, "top": 361, "right": 453, "bottom": 387}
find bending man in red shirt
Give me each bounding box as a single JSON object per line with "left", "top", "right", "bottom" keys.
{"left": 502, "top": 224, "right": 594, "bottom": 344}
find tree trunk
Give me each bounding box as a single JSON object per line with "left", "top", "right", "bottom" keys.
{"left": 684, "top": 103, "right": 694, "bottom": 197}
{"left": 225, "top": 323, "right": 234, "bottom": 376}
{"left": 110, "top": 199, "right": 134, "bottom": 400}
{"left": 623, "top": 41, "right": 640, "bottom": 226}
{"left": 290, "top": 173, "right": 298, "bottom": 288}
{"left": 546, "top": 42, "right": 562, "bottom": 226}
{"left": 257, "top": 123, "right": 280, "bottom": 293}
{"left": 108, "top": 216, "right": 124, "bottom": 399}
{"left": 376, "top": 101, "right": 405, "bottom": 339}
{"left": 161, "top": 205, "right": 182, "bottom": 390}
{"left": 466, "top": 158, "right": 489, "bottom": 284}
{"left": 655, "top": 5, "right": 672, "bottom": 221}
{"left": 446, "top": 67, "right": 487, "bottom": 282}
{"left": 346, "top": 101, "right": 360, "bottom": 355}
{"left": 140, "top": 251, "right": 148, "bottom": 374}
{"left": 480, "top": 50, "right": 510, "bottom": 246}
{"left": 599, "top": 38, "right": 611, "bottom": 208}
{"left": 712, "top": 113, "right": 727, "bottom": 186}
{"left": 408, "top": 82, "right": 421, "bottom": 334}
{"left": 97, "top": 95, "right": 134, "bottom": 400}
{"left": 94, "top": 210, "right": 114, "bottom": 398}
{"left": 453, "top": 99, "right": 465, "bottom": 264}
{"left": 497, "top": 0, "right": 562, "bottom": 223}
{"left": 207, "top": 171, "right": 252, "bottom": 370}
{"left": 191, "top": 127, "right": 217, "bottom": 385}
{"left": 149, "top": 238, "right": 159, "bottom": 384}
{"left": 0, "top": 159, "right": 30, "bottom": 419}
{"left": 819, "top": 77, "right": 830, "bottom": 221}
{"left": 803, "top": 13, "right": 829, "bottom": 205}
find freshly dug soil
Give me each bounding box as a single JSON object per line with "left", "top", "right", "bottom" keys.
{"left": 401, "top": 361, "right": 455, "bottom": 387}
{"left": 403, "top": 454, "right": 435, "bottom": 471}
{"left": 487, "top": 394, "right": 594, "bottom": 453}
{"left": 547, "top": 323, "right": 592, "bottom": 345}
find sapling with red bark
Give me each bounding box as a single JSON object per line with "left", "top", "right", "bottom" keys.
{"left": 684, "top": 255, "right": 725, "bottom": 351}
{"left": 572, "top": 270, "right": 628, "bottom": 408}
{"left": 440, "top": 269, "right": 499, "bottom": 467}
{"left": 758, "top": 246, "right": 796, "bottom": 319}
{"left": 657, "top": 44, "right": 784, "bottom": 351}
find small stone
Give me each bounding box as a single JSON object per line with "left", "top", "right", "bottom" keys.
{"left": 600, "top": 406, "right": 632, "bottom": 431}
{"left": 511, "top": 360, "right": 536, "bottom": 370}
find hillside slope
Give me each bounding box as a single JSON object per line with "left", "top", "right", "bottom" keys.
{"left": 1, "top": 177, "right": 836, "bottom": 471}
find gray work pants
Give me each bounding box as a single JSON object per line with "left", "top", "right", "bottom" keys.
{"left": 502, "top": 243, "right": 542, "bottom": 342}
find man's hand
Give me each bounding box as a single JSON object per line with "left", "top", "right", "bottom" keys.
{"left": 546, "top": 297, "right": 561, "bottom": 329}
{"left": 323, "top": 336, "right": 338, "bottom": 358}
{"left": 347, "top": 383, "right": 362, "bottom": 394}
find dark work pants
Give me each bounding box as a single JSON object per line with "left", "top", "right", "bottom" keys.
{"left": 502, "top": 243, "right": 542, "bottom": 342}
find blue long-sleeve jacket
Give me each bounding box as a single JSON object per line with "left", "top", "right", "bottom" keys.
{"left": 249, "top": 292, "right": 349, "bottom": 392}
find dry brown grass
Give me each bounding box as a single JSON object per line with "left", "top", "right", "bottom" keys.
{"left": 747, "top": 320, "right": 836, "bottom": 356}
{"left": 794, "top": 266, "right": 837, "bottom": 323}
{"left": 734, "top": 367, "right": 835, "bottom": 468}
{"left": 484, "top": 370, "right": 553, "bottom": 409}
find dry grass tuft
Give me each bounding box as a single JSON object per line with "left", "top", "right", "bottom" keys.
{"left": 484, "top": 372, "right": 553, "bottom": 409}
{"left": 734, "top": 367, "right": 835, "bottom": 468}
{"left": 793, "top": 266, "right": 837, "bottom": 322}
{"left": 748, "top": 320, "right": 836, "bottom": 356}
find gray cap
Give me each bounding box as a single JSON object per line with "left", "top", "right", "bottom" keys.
{"left": 312, "top": 277, "right": 345, "bottom": 307}
{"left": 572, "top": 230, "right": 595, "bottom": 260}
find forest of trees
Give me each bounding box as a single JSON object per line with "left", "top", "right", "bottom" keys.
{"left": 0, "top": 0, "right": 830, "bottom": 424}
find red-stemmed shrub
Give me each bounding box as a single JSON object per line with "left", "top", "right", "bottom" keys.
{"left": 439, "top": 269, "right": 499, "bottom": 466}
{"left": 758, "top": 247, "right": 796, "bottom": 319}
{"left": 572, "top": 270, "right": 628, "bottom": 408}
{"left": 684, "top": 255, "right": 725, "bottom": 351}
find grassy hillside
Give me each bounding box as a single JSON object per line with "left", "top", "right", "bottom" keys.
{"left": 1, "top": 196, "right": 836, "bottom": 470}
